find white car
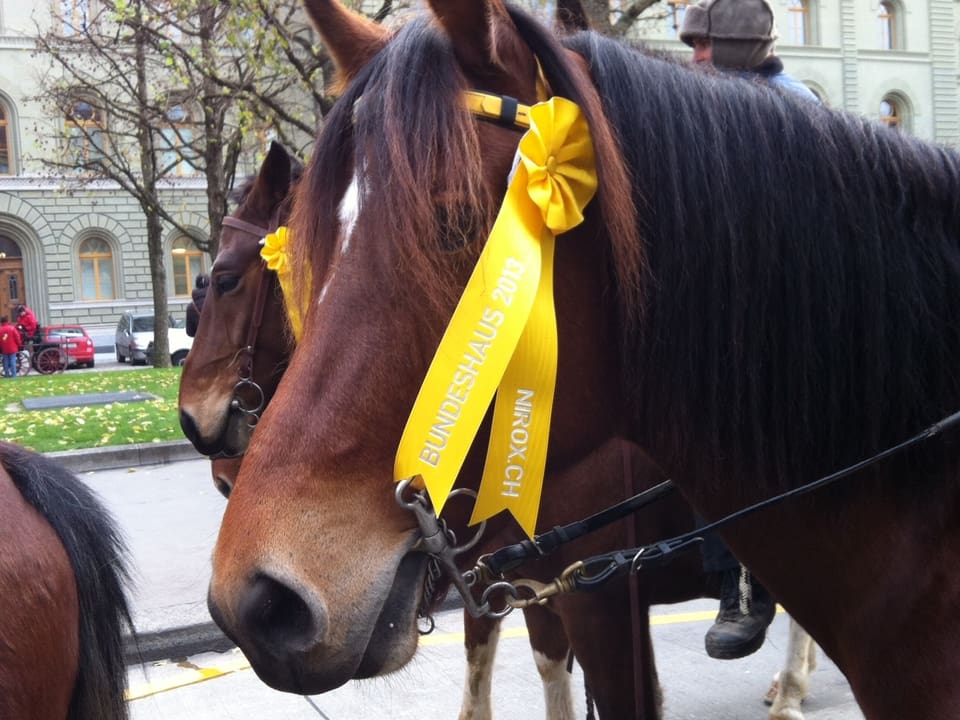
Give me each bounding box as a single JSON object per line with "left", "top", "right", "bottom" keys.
{"left": 115, "top": 311, "right": 193, "bottom": 366}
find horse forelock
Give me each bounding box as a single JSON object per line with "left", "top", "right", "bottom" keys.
{"left": 290, "top": 17, "right": 496, "bottom": 322}
{"left": 563, "top": 32, "right": 960, "bottom": 496}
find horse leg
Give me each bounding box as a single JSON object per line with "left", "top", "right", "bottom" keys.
{"left": 767, "top": 617, "right": 816, "bottom": 720}
{"left": 560, "top": 585, "right": 661, "bottom": 719}
{"left": 459, "top": 610, "right": 500, "bottom": 720}
{"left": 522, "top": 604, "right": 575, "bottom": 720}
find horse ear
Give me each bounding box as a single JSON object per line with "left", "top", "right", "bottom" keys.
{"left": 556, "top": 0, "right": 591, "bottom": 33}
{"left": 301, "top": 0, "right": 390, "bottom": 86}
{"left": 260, "top": 141, "right": 292, "bottom": 201}
{"left": 427, "top": 0, "right": 537, "bottom": 92}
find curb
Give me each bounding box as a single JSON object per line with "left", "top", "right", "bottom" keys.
{"left": 47, "top": 439, "right": 203, "bottom": 474}
{"left": 125, "top": 622, "right": 235, "bottom": 665}
{"left": 48, "top": 441, "right": 467, "bottom": 664}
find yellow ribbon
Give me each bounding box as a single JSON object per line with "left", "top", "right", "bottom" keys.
{"left": 260, "top": 226, "right": 305, "bottom": 342}
{"left": 395, "top": 96, "right": 596, "bottom": 538}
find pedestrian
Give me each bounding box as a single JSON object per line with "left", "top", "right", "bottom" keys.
{"left": 185, "top": 273, "right": 210, "bottom": 338}
{"left": 14, "top": 303, "right": 38, "bottom": 344}
{"left": 680, "top": 0, "right": 820, "bottom": 102}
{"left": 0, "top": 315, "right": 21, "bottom": 377}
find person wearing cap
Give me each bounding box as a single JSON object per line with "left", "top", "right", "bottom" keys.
{"left": 679, "top": 0, "right": 815, "bottom": 662}
{"left": 680, "top": 0, "right": 819, "bottom": 102}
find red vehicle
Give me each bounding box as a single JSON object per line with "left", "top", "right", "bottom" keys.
{"left": 42, "top": 325, "right": 95, "bottom": 369}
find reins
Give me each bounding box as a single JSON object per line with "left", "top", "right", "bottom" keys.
{"left": 423, "top": 408, "right": 960, "bottom": 618}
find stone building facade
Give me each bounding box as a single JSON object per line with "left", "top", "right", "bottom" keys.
{"left": 0, "top": 0, "right": 958, "bottom": 338}
{"left": 631, "top": 0, "right": 959, "bottom": 145}
{"left": 0, "top": 2, "right": 219, "bottom": 335}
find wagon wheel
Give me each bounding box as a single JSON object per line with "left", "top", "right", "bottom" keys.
{"left": 15, "top": 349, "right": 31, "bottom": 376}
{"left": 34, "top": 347, "right": 67, "bottom": 375}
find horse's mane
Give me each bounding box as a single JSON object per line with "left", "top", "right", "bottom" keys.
{"left": 563, "top": 31, "right": 960, "bottom": 494}
{"left": 290, "top": 6, "right": 960, "bottom": 496}
{"left": 289, "top": 8, "right": 641, "bottom": 322}
{"left": 1, "top": 442, "right": 132, "bottom": 719}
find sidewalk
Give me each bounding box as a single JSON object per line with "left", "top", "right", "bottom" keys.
{"left": 50, "top": 442, "right": 235, "bottom": 663}
{"left": 53, "top": 440, "right": 460, "bottom": 664}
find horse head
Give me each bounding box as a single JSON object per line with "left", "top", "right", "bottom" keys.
{"left": 207, "top": 0, "right": 633, "bottom": 695}
{"left": 178, "top": 142, "right": 300, "bottom": 473}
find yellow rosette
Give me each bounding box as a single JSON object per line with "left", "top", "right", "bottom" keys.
{"left": 395, "top": 96, "right": 596, "bottom": 538}
{"left": 260, "top": 226, "right": 306, "bottom": 342}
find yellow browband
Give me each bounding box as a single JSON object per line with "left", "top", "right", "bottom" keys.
{"left": 463, "top": 91, "right": 532, "bottom": 130}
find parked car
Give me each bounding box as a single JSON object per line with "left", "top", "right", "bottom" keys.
{"left": 39, "top": 324, "right": 96, "bottom": 369}
{"left": 115, "top": 311, "right": 193, "bottom": 366}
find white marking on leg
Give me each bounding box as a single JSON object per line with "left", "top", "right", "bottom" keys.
{"left": 768, "top": 616, "right": 815, "bottom": 720}
{"left": 533, "top": 650, "right": 575, "bottom": 720}
{"left": 458, "top": 623, "right": 499, "bottom": 720}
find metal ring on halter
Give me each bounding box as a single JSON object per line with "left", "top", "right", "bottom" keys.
{"left": 444, "top": 486, "right": 487, "bottom": 554}
{"left": 230, "top": 378, "right": 266, "bottom": 417}
{"left": 480, "top": 581, "right": 520, "bottom": 619}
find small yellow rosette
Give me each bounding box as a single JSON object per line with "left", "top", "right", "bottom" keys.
{"left": 395, "top": 96, "right": 596, "bottom": 538}
{"left": 260, "top": 226, "right": 306, "bottom": 342}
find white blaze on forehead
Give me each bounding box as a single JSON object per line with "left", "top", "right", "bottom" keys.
{"left": 319, "top": 172, "right": 362, "bottom": 306}
{"left": 338, "top": 173, "right": 361, "bottom": 254}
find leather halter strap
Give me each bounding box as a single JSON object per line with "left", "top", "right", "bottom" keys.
{"left": 220, "top": 215, "right": 275, "bottom": 379}
{"left": 463, "top": 91, "right": 532, "bottom": 130}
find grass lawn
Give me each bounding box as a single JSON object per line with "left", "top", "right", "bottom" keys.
{"left": 0, "top": 368, "right": 185, "bottom": 453}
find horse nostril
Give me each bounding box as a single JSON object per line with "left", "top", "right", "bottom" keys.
{"left": 213, "top": 475, "right": 233, "bottom": 498}
{"left": 238, "top": 574, "right": 321, "bottom": 653}
{"left": 179, "top": 409, "right": 200, "bottom": 446}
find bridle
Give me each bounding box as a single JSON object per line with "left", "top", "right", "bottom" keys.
{"left": 216, "top": 212, "right": 283, "bottom": 441}
{"left": 396, "top": 90, "right": 960, "bottom": 624}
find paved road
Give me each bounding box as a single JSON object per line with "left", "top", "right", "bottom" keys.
{"left": 73, "top": 457, "right": 864, "bottom": 719}
{"left": 125, "top": 602, "right": 863, "bottom": 719}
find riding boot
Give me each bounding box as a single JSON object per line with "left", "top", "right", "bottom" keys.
{"left": 704, "top": 565, "right": 776, "bottom": 660}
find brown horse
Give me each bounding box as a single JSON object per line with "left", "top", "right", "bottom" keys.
{"left": 178, "top": 141, "right": 299, "bottom": 482}
{"left": 208, "top": 1, "right": 960, "bottom": 717}
{"left": 178, "top": 142, "right": 713, "bottom": 717}
{"left": 0, "top": 441, "right": 131, "bottom": 720}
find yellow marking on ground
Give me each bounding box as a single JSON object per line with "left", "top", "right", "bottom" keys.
{"left": 125, "top": 605, "right": 786, "bottom": 700}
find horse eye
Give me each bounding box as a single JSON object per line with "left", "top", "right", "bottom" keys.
{"left": 215, "top": 275, "right": 240, "bottom": 294}
{"left": 436, "top": 205, "right": 481, "bottom": 252}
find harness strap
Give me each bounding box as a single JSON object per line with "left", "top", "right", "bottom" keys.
{"left": 621, "top": 441, "right": 646, "bottom": 719}
{"left": 222, "top": 216, "right": 271, "bottom": 238}
{"left": 482, "top": 477, "right": 677, "bottom": 577}
{"left": 572, "top": 408, "right": 960, "bottom": 591}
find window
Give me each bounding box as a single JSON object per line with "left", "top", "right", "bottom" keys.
{"left": 79, "top": 236, "right": 114, "bottom": 300}
{"left": 0, "top": 103, "right": 10, "bottom": 175}
{"left": 878, "top": 1, "right": 900, "bottom": 49}
{"left": 66, "top": 99, "right": 106, "bottom": 166}
{"left": 61, "top": 0, "right": 89, "bottom": 35}
{"left": 879, "top": 96, "right": 905, "bottom": 130}
{"left": 786, "top": 0, "right": 809, "bottom": 45}
{"left": 160, "top": 103, "right": 198, "bottom": 176}
{"left": 668, "top": 0, "right": 690, "bottom": 38}
{"left": 171, "top": 236, "right": 206, "bottom": 296}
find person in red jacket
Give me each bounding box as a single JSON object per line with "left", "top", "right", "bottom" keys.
{"left": 0, "top": 315, "right": 21, "bottom": 377}
{"left": 14, "top": 304, "right": 37, "bottom": 343}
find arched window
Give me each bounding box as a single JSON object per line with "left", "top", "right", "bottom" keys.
{"left": 879, "top": 96, "right": 902, "bottom": 130}
{"left": 878, "top": 1, "right": 901, "bottom": 49}
{"left": 0, "top": 103, "right": 11, "bottom": 175}
{"left": 160, "top": 102, "right": 198, "bottom": 176}
{"left": 66, "top": 99, "right": 106, "bottom": 166}
{"left": 171, "top": 236, "right": 206, "bottom": 296}
{"left": 79, "top": 236, "right": 115, "bottom": 300}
